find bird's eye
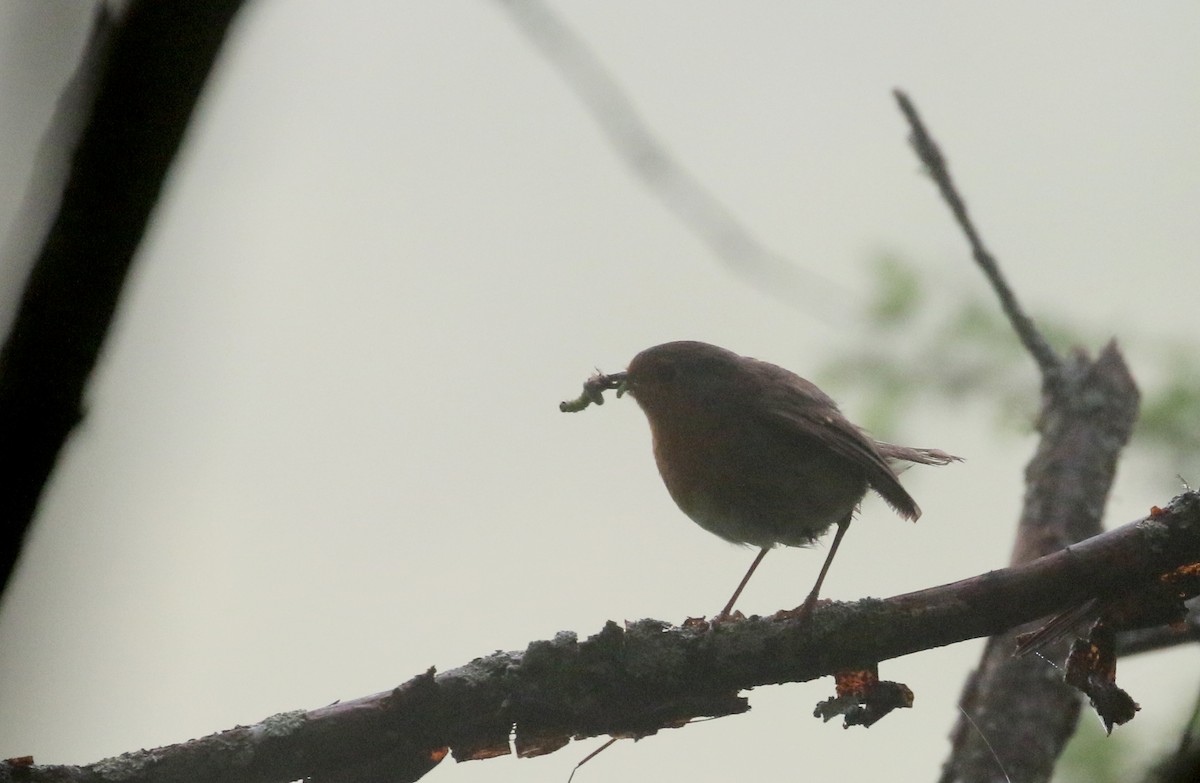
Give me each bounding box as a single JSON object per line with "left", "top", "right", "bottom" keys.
{"left": 656, "top": 363, "right": 677, "bottom": 383}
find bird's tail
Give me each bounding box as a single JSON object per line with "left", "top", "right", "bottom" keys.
{"left": 878, "top": 444, "right": 962, "bottom": 470}
{"left": 870, "top": 444, "right": 962, "bottom": 521}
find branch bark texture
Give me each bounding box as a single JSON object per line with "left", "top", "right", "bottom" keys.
{"left": 942, "top": 345, "right": 1140, "bottom": 783}
{"left": 5, "top": 493, "right": 1198, "bottom": 783}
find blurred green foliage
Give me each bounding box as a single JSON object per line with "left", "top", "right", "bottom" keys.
{"left": 1054, "top": 716, "right": 1138, "bottom": 783}
{"left": 821, "top": 255, "right": 1200, "bottom": 782}
{"left": 821, "top": 255, "right": 1200, "bottom": 485}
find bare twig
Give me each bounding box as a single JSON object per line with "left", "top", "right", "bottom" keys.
{"left": 6, "top": 492, "right": 1199, "bottom": 783}
{"left": 492, "top": 0, "right": 849, "bottom": 318}
{"left": 893, "top": 89, "right": 1060, "bottom": 378}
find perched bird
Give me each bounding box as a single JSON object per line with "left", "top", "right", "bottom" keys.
{"left": 566, "top": 340, "right": 960, "bottom": 619}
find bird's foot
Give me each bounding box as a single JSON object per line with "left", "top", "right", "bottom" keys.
{"left": 707, "top": 609, "right": 746, "bottom": 625}
{"left": 771, "top": 594, "right": 826, "bottom": 622}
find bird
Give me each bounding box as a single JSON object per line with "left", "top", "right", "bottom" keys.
{"left": 575, "top": 340, "right": 960, "bottom": 619}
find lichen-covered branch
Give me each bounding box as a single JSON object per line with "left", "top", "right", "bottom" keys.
{"left": 5, "top": 493, "right": 1198, "bottom": 783}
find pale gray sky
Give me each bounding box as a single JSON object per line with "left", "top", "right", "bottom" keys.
{"left": 1, "top": 2, "right": 1198, "bottom": 781}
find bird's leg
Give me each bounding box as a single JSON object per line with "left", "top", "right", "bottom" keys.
{"left": 715, "top": 546, "right": 770, "bottom": 620}
{"left": 792, "top": 516, "right": 852, "bottom": 619}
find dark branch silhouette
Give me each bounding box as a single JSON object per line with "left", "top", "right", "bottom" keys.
{"left": 893, "top": 90, "right": 1060, "bottom": 377}
{"left": 4, "top": 492, "right": 1198, "bottom": 783}
{"left": 0, "top": 0, "right": 248, "bottom": 599}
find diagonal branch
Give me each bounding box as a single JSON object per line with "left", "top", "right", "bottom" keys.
{"left": 895, "top": 91, "right": 1143, "bottom": 782}
{"left": 893, "top": 89, "right": 1060, "bottom": 378}
{"left": 0, "top": 0, "right": 247, "bottom": 599}
{"left": 6, "top": 492, "right": 1199, "bottom": 783}
{"left": 492, "top": 0, "right": 847, "bottom": 318}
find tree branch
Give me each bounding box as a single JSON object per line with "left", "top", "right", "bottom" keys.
{"left": 894, "top": 92, "right": 1143, "bottom": 782}
{"left": 0, "top": 0, "right": 247, "bottom": 598}
{"left": 1116, "top": 604, "right": 1200, "bottom": 657}
{"left": 491, "top": 0, "right": 848, "bottom": 318}
{"left": 6, "top": 492, "right": 1198, "bottom": 783}
{"left": 893, "top": 89, "right": 1060, "bottom": 377}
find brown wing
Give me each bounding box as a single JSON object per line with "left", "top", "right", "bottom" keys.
{"left": 744, "top": 358, "right": 923, "bottom": 521}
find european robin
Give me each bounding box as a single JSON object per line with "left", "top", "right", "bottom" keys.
{"left": 562, "top": 340, "right": 960, "bottom": 619}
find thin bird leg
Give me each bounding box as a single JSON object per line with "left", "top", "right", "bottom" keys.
{"left": 794, "top": 516, "right": 852, "bottom": 619}
{"left": 717, "top": 546, "right": 770, "bottom": 619}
